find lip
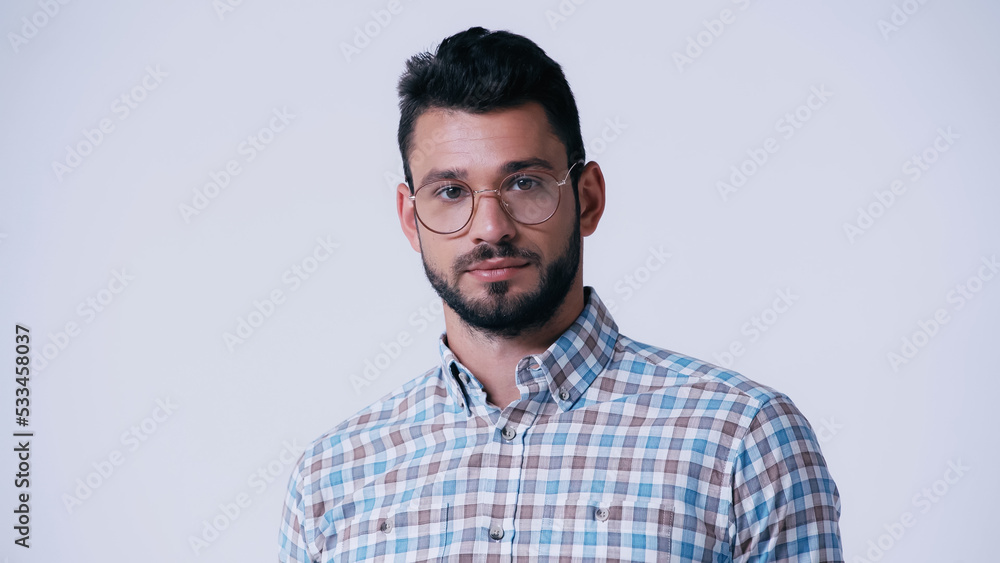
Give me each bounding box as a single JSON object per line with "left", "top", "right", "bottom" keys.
{"left": 465, "top": 259, "right": 531, "bottom": 281}
{"left": 466, "top": 259, "right": 531, "bottom": 272}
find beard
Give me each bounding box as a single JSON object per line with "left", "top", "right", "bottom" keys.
{"left": 421, "top": 216, "right": 581, "bottom": 340}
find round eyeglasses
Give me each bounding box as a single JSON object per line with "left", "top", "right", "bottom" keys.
{"left": 408, "top": 161, "right": 582, "bottom": 235}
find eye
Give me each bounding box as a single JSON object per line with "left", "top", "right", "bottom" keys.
{"left": 506, "top": 174, "right": 544, "bottom": 191}
{"left": 433, "top": 184, "right": 469, "bottom": 201}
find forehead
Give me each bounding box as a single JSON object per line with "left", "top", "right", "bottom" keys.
{"left": 409, "top": 102, "right": 565, "bottom": 178}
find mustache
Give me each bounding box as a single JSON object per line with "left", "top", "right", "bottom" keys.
{"left": 453, "top": 242, "right": 540, "bottom": 273}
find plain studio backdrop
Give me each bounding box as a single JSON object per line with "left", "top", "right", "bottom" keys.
{"left": 1, "top": 1, "right": 998, "bottom": 561}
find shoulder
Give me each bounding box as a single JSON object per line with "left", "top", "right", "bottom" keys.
{"left": 280, "top": 365, "right": 454, "bottom": 558}
{"left": 608, "top": 333, "right": 828, "bottom": 465}
{"left": 610, "top": 335, "right": 842, "bottom": 558}
{"left": 610, "top": 332, "right": 785, "bottom": 412}
{"left": 293, "top": 364, "right": 448, "bottom": 490}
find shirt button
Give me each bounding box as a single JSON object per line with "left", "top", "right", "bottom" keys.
{"left": 595, "top": 507, "right": 609, "bottom": 522}
{"left": 379, "top": 519, "right": 393, "bottom": 533}
{"left": 489, "top": 523, "right": 504, "bottom": 541}
{"left": 529, "top": 362, "right": 540, "bottom": 370}
{"left": 558, "top": 389, "right": 569, "bottom": 401}
{"left": 501, "top": 425, "right": 516, "bottom": 441}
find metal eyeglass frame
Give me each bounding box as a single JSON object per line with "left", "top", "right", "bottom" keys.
{"left": 408, "top": 160, "right": 583, "bottom": 235}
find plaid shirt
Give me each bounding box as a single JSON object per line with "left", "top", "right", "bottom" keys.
{"left": 279, "top": 287, "right": 843, "bottom": 562}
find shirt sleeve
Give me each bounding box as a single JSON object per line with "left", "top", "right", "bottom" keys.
{"left": 731, "top": 394, "right": 844, "bottom": 562}
{"left": 279, "top": 450, "right": 316, "bottom": 563}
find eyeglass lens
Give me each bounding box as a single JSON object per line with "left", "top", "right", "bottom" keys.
{"left": 414, "top": 170, "right": 562, "bottom": 233}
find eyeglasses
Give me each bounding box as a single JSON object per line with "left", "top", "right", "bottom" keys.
{"left": 409, "top": 161, "right": 582, "bottom": 235}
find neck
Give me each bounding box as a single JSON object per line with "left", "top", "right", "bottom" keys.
{"left": 443, "top": 282, "right": 586, "bottom": 409}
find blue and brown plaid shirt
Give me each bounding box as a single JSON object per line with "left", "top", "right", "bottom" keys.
{"left": 279, "top": 286, "right": 843, "bottom": 561}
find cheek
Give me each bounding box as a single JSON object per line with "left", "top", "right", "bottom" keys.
{"left": 420, "top": 240, "right": 457, "bottom": 272}
{"left": 545, "top": 212, "right": 578, "bottom": 251}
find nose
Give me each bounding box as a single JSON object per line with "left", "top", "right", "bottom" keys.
{"left": 466, "top": 188, "right": 517, "bottom": 244}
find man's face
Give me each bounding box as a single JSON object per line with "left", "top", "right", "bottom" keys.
{"left": 398, "top": 102, "right": 581, "bottom": 339}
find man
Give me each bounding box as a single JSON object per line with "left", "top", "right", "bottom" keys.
{"left": 280, "top": 27, "right": 842, "bottom": 562}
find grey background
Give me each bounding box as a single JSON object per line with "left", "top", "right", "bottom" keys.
{"left": 1, "top": 0, "right": 997, "bottom": 561}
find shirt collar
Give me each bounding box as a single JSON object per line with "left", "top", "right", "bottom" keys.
{"left": 438, "top": 286, "right": 619, "bottom": 411}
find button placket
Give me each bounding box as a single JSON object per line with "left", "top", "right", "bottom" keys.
{"left": 450, "top": 363, "right": 473, "bottom": 411}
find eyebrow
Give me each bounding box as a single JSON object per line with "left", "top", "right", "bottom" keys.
{"left": 419, "top": 158, "right": 556, "bottom": 186}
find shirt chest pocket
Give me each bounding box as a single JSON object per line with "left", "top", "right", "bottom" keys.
{"left": 332, "top": 499, "right": 452, "bottom": 562}
{"left": 539, "top": 497, "right": 674, "bottom": 562}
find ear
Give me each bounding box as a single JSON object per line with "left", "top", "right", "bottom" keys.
{"left": 576, "top": 161, "right": 606, "bottom": 237}
{"left": 397, "top": 182, "right": 422, "bottom": 253}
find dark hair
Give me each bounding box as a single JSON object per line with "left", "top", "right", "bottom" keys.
{"left": 396, "top": 27, "right": 584, "bottom": 199}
